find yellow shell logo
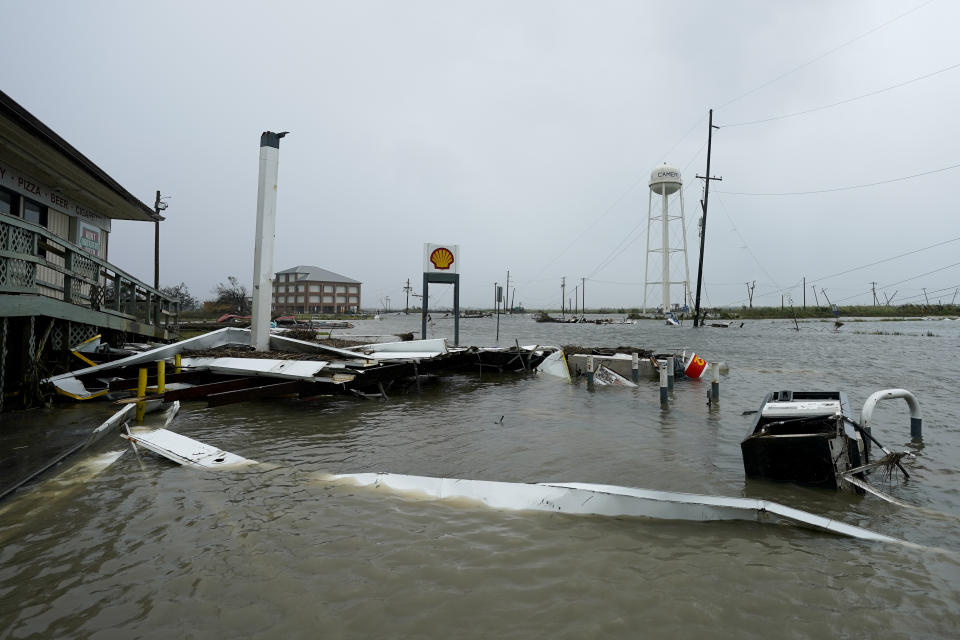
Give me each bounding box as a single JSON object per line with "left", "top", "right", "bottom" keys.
{"left": 429, "top": 247, "right": 454, "bottom": 270}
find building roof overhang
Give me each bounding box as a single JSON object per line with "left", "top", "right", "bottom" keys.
{"left": 0, "top": 90, "right": 160, "bottom": 222}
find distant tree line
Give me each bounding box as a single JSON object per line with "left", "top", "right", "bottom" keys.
{"left": 159, "top": 276, "right": 251, "bottom": 315}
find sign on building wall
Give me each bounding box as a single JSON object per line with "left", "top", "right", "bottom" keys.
{"left": 423, "top": 243, "right": 460, "bottom": 274}
{"left": 78, "top": 220, "right": 103, "bottom": 257}
{"left": 0, "top": 162, "right": 112, "bottom": 232}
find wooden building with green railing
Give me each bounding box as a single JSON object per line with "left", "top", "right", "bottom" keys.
{"left": 0, "top": 90, "right": 179, "bottom": 409}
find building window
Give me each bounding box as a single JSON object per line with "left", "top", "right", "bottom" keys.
{"left": 310, "top": 295, "right": 320, "bottom": 303}
{"left": 296, "top": 285, "right": 304, "bottom": 292}
{"left": 296, "top": 295, "right": 304, "bottom": 303}
{"left": 278, "top": 296, "right": 286, "bottom": 303}
{"left": 336, "top": 295, "right": 346, "bottom": 303}
{"left": 349, "top": 296, "right": 358, "bottom": 303}
{"left": 336, "top": 286, "right": 346, "bottom": 293}
{"left": 323, "top": 285, "right": 333, "bottom": 293}
{"left": 323, "top": 295, "right": 333, "bottom": 303}
{"left": 309, "top": 284, "right": 320, "bottom": 293}
{"left": 348, "top": 286, "right": 358, "bottom": 294}
{"left": 0, "top": 187, "right": 19, "bottom": 217}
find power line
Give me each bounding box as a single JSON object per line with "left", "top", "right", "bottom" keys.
{"left": 895, "top": 282, "right": 960, "bottom": 303}
{"left": 722, "top": 60, "right": 960, "bottom": 128}
{"left": 715, "top": 195, "right": 781, "bottom": 291}
{"left": 808, "top": 234, "right": 960, "bottom": 285}
{"left": 717, "top": 0, "right": 936, "bottom": 111}
{"left": 717, "top": 162, "right": 960, "bottom": 196}
{"left": 834, "top": 260, "right": 960, "bottom": 303}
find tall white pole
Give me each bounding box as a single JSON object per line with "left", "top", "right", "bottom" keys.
{"left": 661, "top": 189, "right": 670, "bottom": 313}
{"left": 250, "top": 131, "right": 287, "bottom": 351}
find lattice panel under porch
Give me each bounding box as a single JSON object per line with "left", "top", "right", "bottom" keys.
{"left": 0, "top": 258, "right": 36, "bottom": 288}
{"left": 67, "top": 322, "right": 98, "bottom": 350}
{"left": 0, "top": 224, "right": 35, "bottom": 254}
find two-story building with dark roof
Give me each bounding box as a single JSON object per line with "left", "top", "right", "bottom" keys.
{"left": 273, "top": 266, "right": 361, "bottom": 315}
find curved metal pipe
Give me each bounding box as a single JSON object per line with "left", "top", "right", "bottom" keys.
{"left": 860, "top": 388, "right": 923, "bottom": 441}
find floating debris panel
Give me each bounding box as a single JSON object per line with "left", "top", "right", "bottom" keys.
{"left": 121, "top": 428, "right": 257, "bottom": 469}
{"left": 329, "top": 471, "right": 909, "bottom": 544}
{"left": 592, "top": 364, "right": 637, "bottom": 387}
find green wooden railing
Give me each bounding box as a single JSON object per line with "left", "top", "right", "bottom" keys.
{"left": 0, "top": 215, "right": 179, "bottom": 330}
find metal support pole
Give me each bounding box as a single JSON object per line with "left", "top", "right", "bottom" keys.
{"left": 157, "top": 360, "right": 166, "bottom": 395}
{"left": 586, "top": 355, "right": 595, "bottom": 389}
{"left": 659, "top": 366, "right": 669, "bottom": 408}
{"left": 174, "top": 353, "right": 181, "bottom": 374}
{"left": 631, "top": 352, "right": 639, "bottom": 384}
{"left": 251, "top": 130, "right": 288, "bottom": 351}
{"left": 710, "top": 362, "right": 720, "bottom": 402}
{"left": 667, "top": 356, "right": 675, "bottom": 391}
{"left": 453, "top": 276, "right": 460, "bottom": 346}
{"left": 136, "top": 367, "right": 148, "bottom": 424}
{"left": 421, "top": 274, "right": 429, "bottom": 339}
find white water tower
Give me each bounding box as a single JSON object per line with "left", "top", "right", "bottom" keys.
{"left": 643, "top": 163, "right": 692, "bottom": 315}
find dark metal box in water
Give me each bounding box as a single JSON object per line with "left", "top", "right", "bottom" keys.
{"left": 740, "top": 390, "right": 866, "bottom": 490}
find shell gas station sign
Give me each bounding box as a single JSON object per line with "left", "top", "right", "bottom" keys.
{"left": 423, "top": 243, "right": 459, "bottom": 274}
{"left": 421, "top": 243, "right": 461, "bottom": 345}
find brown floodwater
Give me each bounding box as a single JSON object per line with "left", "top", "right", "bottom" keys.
{"left": 1, "top": 315, "right": 959, "bottom": 638}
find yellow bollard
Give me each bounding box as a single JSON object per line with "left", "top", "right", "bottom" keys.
{"left": 157, "top": 360, "right": 166, "bottom": 395}
{"left": 136, "top": 367, "right": 148, "bottom": 424}
{"left": 174, "top": 353, "right": 181, "bottom": 374}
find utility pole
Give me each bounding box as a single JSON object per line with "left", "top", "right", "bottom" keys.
{"left": 153, "top": 190, "right": 168, "bottom": 290}
{"left": 884, "top": 290, "right": 898, "bottom": 306}
{"left": 803, "top": 277, "right": 806, "bottom": 308}
{"left": 922, "top": 287, "right": 930, "bottom": 305}
{"left": 746, "top": 281, "right": 755, "bottom": 308}
{"left": 581, "top": 277, "right": 586, "bottom": 315}
{"left": 812, "top": 284, "right": 820, "bottom": 307}
{"left": 495, "top": 283, "right": 502, "bottom": 341}
{"left": 505, "top": 270, "right": 510, "bottom": 314}
{"left": 820, "top": 288, "right": 832, "bottom": 307}
{"left": 561, "top": 277, "right": 566, "bottom": 318}
{"left": 573, "top": 285, "right": 578, "bottom": 314}
{"left": 693, "top": 109, "right": 722, "bottom": 327}
{"left": 871, "top": 282, "right": 878, "bottom": 306}
{"left": 402, "top": 279, "right": 412, "bottom": 313}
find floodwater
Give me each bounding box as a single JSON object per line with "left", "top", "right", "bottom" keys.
{"left": 2, "top": 314, "right": 959, "bottom": 638}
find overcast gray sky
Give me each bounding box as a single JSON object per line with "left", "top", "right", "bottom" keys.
{"left": 4, "top": 0, "right": 958, "bottom": 310}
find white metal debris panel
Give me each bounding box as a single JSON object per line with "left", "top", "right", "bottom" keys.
{"left": 122, "top": 428, "right": 256, "bottom": 469}
{"left": 329, "top": 472, "right": 905, "bottom": 544}
{"left": 178, "top": 357, "right": 328, "bottom": 380}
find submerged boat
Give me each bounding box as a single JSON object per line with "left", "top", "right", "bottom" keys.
{"left": 741, "top": 390, "right": 867, "bottom": 491}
